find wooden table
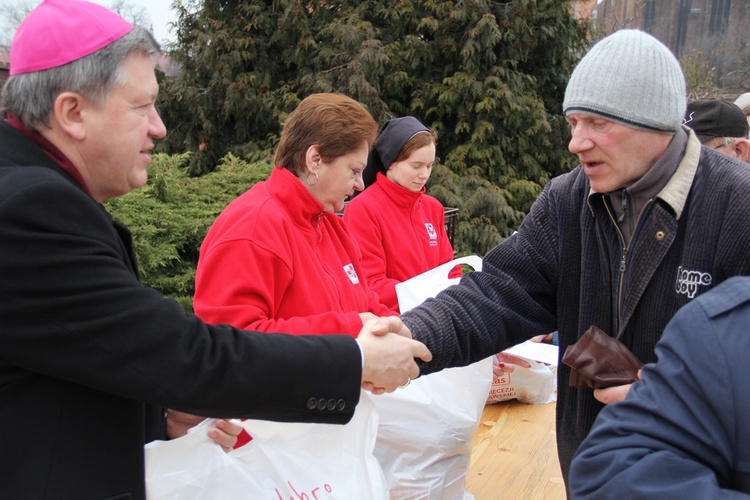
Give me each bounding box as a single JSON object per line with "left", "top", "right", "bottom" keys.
{"left": 466, "top": 401, "right": 566, "bottom": 499}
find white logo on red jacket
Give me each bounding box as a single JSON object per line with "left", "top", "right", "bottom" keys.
{"left": 425, "top": 223, "right": 438, "bottom": 246}
{"left": 343, "top": 264, "right": 360, "bottom": 284}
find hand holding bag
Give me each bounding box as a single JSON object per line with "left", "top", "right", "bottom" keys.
{"left": 145, "top": 392, "right": 388, "bottom": 499}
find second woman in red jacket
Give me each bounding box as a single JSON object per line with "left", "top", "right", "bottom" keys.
{"left": 343, "top": 116, "right": 459, "bottom": 313}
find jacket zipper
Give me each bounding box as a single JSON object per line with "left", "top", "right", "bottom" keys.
{"left": 603, "top": 196, "right": 654, "bottom": 336}
{"left": 313, "top": 212, "right": 337, "bottom": 291}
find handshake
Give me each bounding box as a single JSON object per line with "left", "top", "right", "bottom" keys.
{"left": 355, "top": 317, "right": 432, "bottom": 394}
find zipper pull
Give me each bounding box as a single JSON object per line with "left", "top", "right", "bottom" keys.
{"left": 315, "top": 213, "right": 323, "bottom": 243}
{"left": 619, "top": 247, "right": 628, "bottom": 272}
{"left": 618, "top": 193, "right": 628, "bottom": 223}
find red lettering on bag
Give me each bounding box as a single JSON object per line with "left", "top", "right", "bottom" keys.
{"left": 274, "top": 481, "right": 334, "bottom": 499}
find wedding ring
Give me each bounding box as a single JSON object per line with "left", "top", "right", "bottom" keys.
{"left": 398, "top": 377, "right": 411, "bottom": 389}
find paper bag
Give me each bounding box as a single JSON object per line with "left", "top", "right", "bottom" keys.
{"left": 487, "top": 359, "right": 557, "bottom": 405}
{"left": 487, "top": 340, "right": 559, "bottom": 405}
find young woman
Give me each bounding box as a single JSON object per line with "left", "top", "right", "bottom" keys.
{"left": 343, "top": 116, "right": 459, "bottom": 313}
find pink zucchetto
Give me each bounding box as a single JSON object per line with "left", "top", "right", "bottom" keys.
{"left": 10, "top": 0, "right": 133, "bottom": 75}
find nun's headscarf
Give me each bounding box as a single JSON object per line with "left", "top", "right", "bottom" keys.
{"left": 362, "top": 116, "right": 430, "bottom": 188}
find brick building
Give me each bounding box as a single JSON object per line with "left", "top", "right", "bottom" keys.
{"left": 594, "top": 0, "right": 748, "bottom": 91}
{"left": 597, "top": 0, "right": 745, "bottom": 56}
{"left": 571, "top": 0, "right": 599, "bottom": 19}
{"left": 0, "top": 46, "right": 9, "bottom": 100}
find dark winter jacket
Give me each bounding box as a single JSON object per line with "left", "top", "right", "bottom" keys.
{"left": 401, "top": 127, "right": 750, "bottom": 487}
{"left": 0, "top": 120, "right": 362, "bottom": 499}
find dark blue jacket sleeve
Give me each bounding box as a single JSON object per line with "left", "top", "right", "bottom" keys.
{"left": 570, "top": 276, "right": 750, "bottom": 499}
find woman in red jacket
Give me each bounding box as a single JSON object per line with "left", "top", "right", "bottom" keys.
{"left": 193, "top": 93, "right": 390, "bottom": 336}
{"left": 180, "top": 94, "right": 398, "bottom": 445}
{"left": 343, "top": 117, "right": 459, "bottom": 313}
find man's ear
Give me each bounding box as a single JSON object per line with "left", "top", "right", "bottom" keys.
{"left": 53, "top": 92, "right": 87, "bottom": 141}
{"left": 733, "top": 139, "right": 750, "bottom": 164}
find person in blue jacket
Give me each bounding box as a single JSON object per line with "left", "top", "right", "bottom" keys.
{"left": 570, "top": 275, "right": 750, "bottom": 498}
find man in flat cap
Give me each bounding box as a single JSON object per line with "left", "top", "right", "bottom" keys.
{"left": 0, "top": 0, "right": 429, "bottom": 497}
{"left": 684, "top": 99, "right": 749, "bottom": 162}
{"left": 383, "top": 29, "right": 750, "bottom": 494}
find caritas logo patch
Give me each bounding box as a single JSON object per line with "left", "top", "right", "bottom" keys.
{"left": 343, "top": 263, "right": 360, "bottom": 284}
{"left": 425, "top": 223, "right": 438, "bottom": 246}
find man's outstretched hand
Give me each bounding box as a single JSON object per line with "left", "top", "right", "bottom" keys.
{"left": 356, "top": 317, "right": 431, "bottom": 394}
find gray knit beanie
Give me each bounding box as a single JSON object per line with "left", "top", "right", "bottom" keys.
{"left": 563, "top": 29, "right": 686, "bottom": 133}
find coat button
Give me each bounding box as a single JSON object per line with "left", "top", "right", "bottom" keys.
{"left": 307, "top": 397, "right": 317, "bottom": 410}
{"left": 326, "top": 398, "right": 336, "bottom": 411}
{"left": 316, "top": 398, "right": 327, "bottom": 411}
{"left": 336, "top": 399, "right": 346, "bottom": 411}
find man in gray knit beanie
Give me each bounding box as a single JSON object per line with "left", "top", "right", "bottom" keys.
{"left": 562, "top": 29, "right": 686, "bottom": 195}
{"left": 391, "top": 27, "right": 750, "bottom": 497}
{"left": 564, "top": 29, "right": 686, "bottom": 133}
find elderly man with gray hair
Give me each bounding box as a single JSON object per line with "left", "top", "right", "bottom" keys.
{"left": 684, "top": 99, "right": 749, "bottom": 163}
{"left": 385, "top": 29, "right": 750, "bottom": 494}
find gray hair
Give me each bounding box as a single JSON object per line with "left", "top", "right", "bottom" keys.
{"left": 1, "top": 26, "right": 159, "bottom": 131}
{"left": 706, "top": 137, "right": 742, "bottom": 149}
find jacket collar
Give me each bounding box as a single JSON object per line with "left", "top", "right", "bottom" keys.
{"left": 657, "top": 127, "right": 701, "bottom": 220}
{"left": 3, "top": 115, "right": 91, "bottom": 195}
{"left": 267, "top": 166, "right": 327, "bottom": 226}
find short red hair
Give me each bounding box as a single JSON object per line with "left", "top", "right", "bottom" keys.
{"left": 274, "top": 93, "right": 378, "bottom": 176}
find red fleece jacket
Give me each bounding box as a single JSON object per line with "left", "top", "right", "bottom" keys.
{"left": 194, "top": 167, "right": 389, "bottom": 336}
{"left": 343, "top": 173, "right": 457, "bottom": 313}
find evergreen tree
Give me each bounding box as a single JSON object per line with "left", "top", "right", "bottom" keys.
{"left": 105, "top": 153, "right": 272, "bottom": 311}
{"left": 158, "top": 0, "right": 589, "bottom": 255}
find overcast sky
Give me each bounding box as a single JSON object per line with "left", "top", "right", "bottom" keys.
{"left": 0, "top": 0, "right": 178, "bottom": 46}
{"left": 89, "top": 0, "right": 178, "bottom": 45}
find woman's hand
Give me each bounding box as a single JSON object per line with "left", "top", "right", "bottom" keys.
{"left": 359, "top": 312, "right": 378, "bottom": 324}
{"left": 207, "top": 419, "right": 244, "bottom": 452}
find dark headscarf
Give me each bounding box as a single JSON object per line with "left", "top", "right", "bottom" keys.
{"left": 362, "top": 116, "right": 430, "bottom": 189}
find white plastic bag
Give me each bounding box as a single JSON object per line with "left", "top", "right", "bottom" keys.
{"left": 487, "top": 341, "right": 558, "bottom": 405}
{"left": 376, "top": 256, "right": 491, "bottom": 499}
{"left": 372, "top": 358, "right": 493, "bottom": 500}
{"left": 395, "top": 255, "right": 482, "bottom": 312}
{"left": 145, "top": 392, "right": 388, "bottom": 500}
